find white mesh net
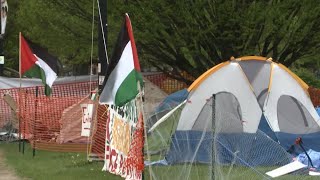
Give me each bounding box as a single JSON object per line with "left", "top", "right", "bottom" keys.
{"left": 144, "top": 93, "right": 315, "bottom": 179}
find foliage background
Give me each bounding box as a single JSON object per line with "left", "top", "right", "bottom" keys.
{"left": 3, "top": 0, "right": 320, "bottom": 87}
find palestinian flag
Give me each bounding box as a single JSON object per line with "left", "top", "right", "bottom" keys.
{"left": 99, "top": 14, "right": 143, "bottom": 106}
{"left": 20, "top": 33, "right": 60, "bottom": 96}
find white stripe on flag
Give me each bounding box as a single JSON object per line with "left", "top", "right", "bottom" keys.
{"left": 35, "top": 55, "right": 57, "bottom": 87}
{"left": 100, "top": 41, "right": 134, "bottom": 104}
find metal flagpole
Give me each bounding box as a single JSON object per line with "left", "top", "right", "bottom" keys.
{"left": 18, "top": 32, "right": 22, "bottom": 152}
{"left": 211, "top": 94, "right": 216, "bottom": 180}
{"left": 33, "top": 86, "right": 39, "bottom": 157}
{"left": 0, "top": 0, "right": 4, "bottom": 76}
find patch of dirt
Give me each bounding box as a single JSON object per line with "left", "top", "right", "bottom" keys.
{"left": 0, "top": 149, "right": 21, "bottom": 180}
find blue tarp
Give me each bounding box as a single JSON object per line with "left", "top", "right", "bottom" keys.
{"left": 258, "top": 115, "right": 278, "bottom": 141}
{"left": 276, "top": 132, "right": 320, "bottom": 155}
{"left": 161, "top": 101, "right": 320, "bottom": 166}
{"left": 296, "top": 149, "right": 320, "bottom": 168}
{"left": 165, "top": 131, "right": 292, "bottom": 166}
{"left": 156, "top": 89, "right": 188, "bottom": 113}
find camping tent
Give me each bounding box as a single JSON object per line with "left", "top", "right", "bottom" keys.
{"left": 149, "top": 56, "right": 320, "bottom": 168}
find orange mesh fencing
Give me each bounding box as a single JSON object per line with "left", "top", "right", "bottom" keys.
{"left": 144, "top": 72, "right": 193, "bottom": 94}
{"left": 125, "top": 112, "right": 144, "bottom": 176}
{"left": 0, "top": 81, "right": 97, "bottom": 152}
{"left": 89, "top": 104, "right": 108, "bottom": 159}
{"left": 309, "top": 87, "right": 320, "bottom": 107}
{"left": 0, "top": 88, "right": 20, "bottom": 130}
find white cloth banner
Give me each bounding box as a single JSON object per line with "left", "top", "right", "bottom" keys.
{"left": 1, "top": 0, "right": 8, "bottom": 35}
{"left": 102, "top": 98, "right": 143, "bottom": 180}
{"left": 80, "top": 104, "right": 94, "bottom": 137}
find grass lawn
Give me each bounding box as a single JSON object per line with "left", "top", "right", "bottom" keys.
{"left": 0, "top": 142, "right": 122, "bottom": 180}
{"left": 1, "top": 141, "right": 319, "bottom": 180}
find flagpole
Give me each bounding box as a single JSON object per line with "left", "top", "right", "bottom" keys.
{"left": 18, "top": 32, "right": 22, "bottom": 152}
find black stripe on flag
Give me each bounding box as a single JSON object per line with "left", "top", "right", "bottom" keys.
{"left": 101, "top": 16, "right": 130, "bottom": 89}
{"left": 25, "top": 37, "right": 61, "bottom": 75}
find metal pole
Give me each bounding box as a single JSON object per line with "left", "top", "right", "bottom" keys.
{"left": 0, "top": 1, "right": 3, "bottom": 76}
{"left": 98, "top": 0, "right": 108, "bottom": 94}
{"left": 211, "top": 94, "right": 216, "bottom": 180}
{"left": 18, "top": 93, "right": 21, "bottom": 152}
{"left": 22, "top": 90, "right": 27, "bottom": 154}
{"left": 33, "top": 86, "right": 39, "bottom": 157}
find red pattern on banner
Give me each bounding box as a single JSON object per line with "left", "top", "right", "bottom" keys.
{"left": 103, "top": 108, "right": 144, "bottom": 179}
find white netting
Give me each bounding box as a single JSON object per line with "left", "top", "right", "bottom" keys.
{"left": 144, "top": 94, "right": 313, "bottom": 180}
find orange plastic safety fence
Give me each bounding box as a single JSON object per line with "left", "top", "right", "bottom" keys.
{"left": 0, "top": 88, "right": 20, "bottom": 129}
{"left": 144, "top": 72, "right": 192, "bottom": 94}
{"left": 125, "top": 112, "right": 145, "bottom": 174}
{"left": 1, "top": 81, "right": 98, "bottom": 152}
{"left": 309, "top": 87, "right": 320, "bottom": 107}
{"left": 89, "top": 104, "right": 108, "bottom": 159}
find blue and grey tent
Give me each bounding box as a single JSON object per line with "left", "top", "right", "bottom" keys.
{"left": 147, "top": 56, "right": 320, "bottom": 179}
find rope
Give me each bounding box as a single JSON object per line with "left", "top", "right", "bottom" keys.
{"left": 87, "top": 0, "right": 96, "bottom": 161}
{"left": 96, "top": 0, "right": 109, "bottom": 64}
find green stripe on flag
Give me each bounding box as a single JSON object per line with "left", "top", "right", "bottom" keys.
{"left": 23, "top": 64, "right": 44, "bottom": 79}
{"left": 115, "top": 70, "right": 143, "bottom": 106}
{"left": 22, "top": 64, "right": 52, "bottom": 96}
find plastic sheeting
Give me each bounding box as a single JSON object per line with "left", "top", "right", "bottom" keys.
{"left": 0, "top": 75, "right": 98, "bottom": 89}
{"left": 296, "top": 149, "right": 320, "bottom": 168}
{"left": 155, "top": 89, "right": 188, "bottom": 113}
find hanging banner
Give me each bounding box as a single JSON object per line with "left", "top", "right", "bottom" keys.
{"left": 80, "top": 104, "right": 94, "bottom": 137}
{"left": 1, "top": 0, "right": 8, "bottom": 35}
{"left": 103, "top": 99, "right": 144, "bottom": 180}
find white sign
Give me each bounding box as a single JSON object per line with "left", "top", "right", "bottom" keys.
{"left": 99, "top": 75, "right": 105, "bottom": 85}
{"left": 80, "top": 104, "right": 94, "bottom": 137}
{"left": 0, "top": 56, "right": 4, "bottom": 64}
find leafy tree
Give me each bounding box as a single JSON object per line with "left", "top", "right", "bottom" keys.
{"left": 126, "top": 0, "right": 320, "bottom": 85}
{"left": 4, "top": 0, "right": 126, "bottom": 76}
{"left": 3, "top": 0, "right": 320, "bottom": 88}
{"left": 292, "top": 57, "right": 320, "bottom": 88}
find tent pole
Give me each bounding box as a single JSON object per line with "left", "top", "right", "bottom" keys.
{"left": 211, "top": 94, "right": 216, "bottom": 180}
{"left": 296, "top": 137, "right": 314, "bottom": 168}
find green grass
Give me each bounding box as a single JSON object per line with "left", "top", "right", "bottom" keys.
{"left": 0, "top": 142, "right": 122, "bottom": 180}
{"left": 1, "top": 142, "right": 319, "bottom": 180}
